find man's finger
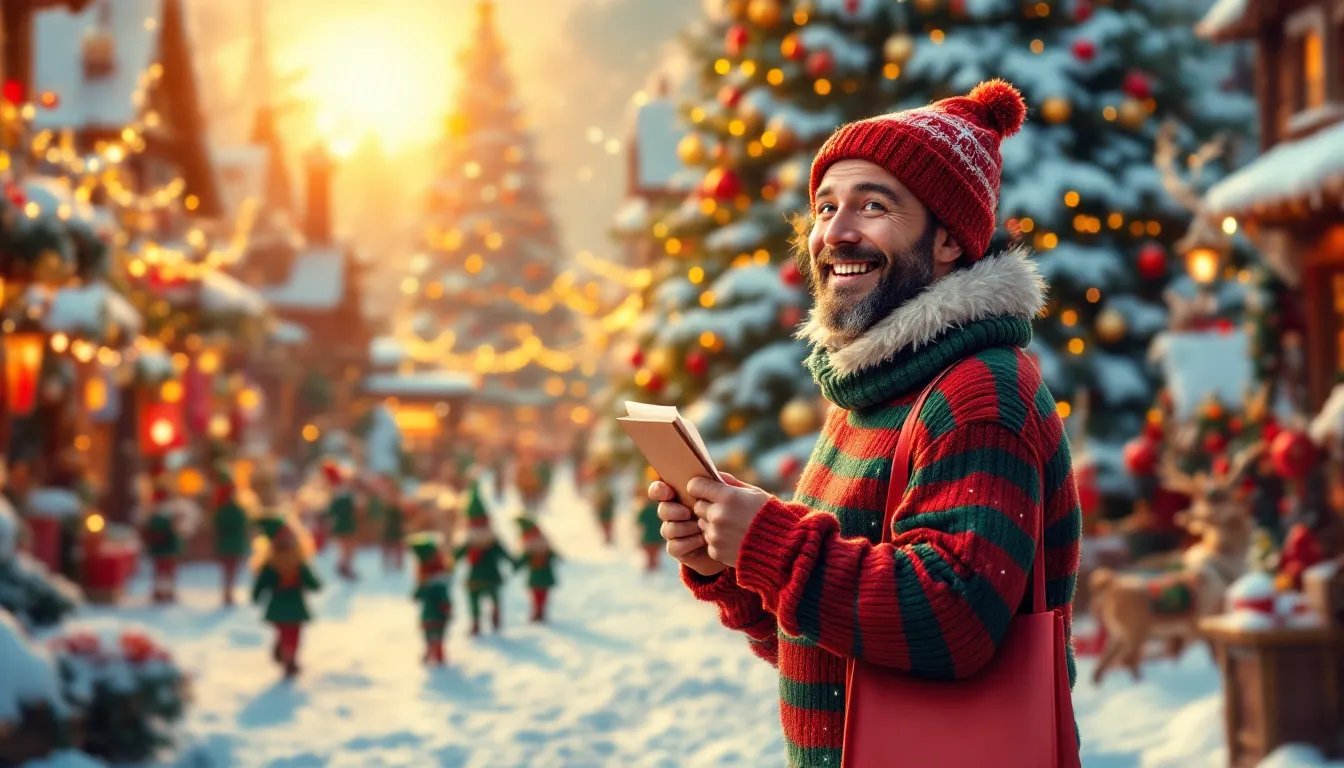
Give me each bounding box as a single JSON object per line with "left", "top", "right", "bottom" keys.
{"left": 719, "top": 472, "right": 747, "bottom": 488}
{"left": 661, "top": 520, "right": 701, "bottom": 539}
{"left": 667, "top": 535, "right": 708, "bottom": 558}
{"left": 657, "top": 502, "right": 693, "bottom": 522}
{"left": 648, "top": 481, "right": 675, "bottom": 502}
{"left": 693, "top": 499, "right": 712, "bottom": 519}
{"left": 687, "top": 477, "right": 733, "bottom": 502}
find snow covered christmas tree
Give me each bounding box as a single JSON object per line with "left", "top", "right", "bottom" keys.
{"left": 606, "top": 0, "right": 901, "bottom": 491}
{"left": 404, "top": 0, "right": 589, "bottom": 449}
{"left": 887, "top": 0, "right": 1256, "bottom": 493}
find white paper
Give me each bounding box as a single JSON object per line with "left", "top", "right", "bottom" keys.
{"left": 623, "top": 401, "right": 679, "bottom": 422}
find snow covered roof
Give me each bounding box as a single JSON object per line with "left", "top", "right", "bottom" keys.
{"left": 212, "top": 144, "right": 269, "bottom": 218}
{"left": 634, "top": 99, "right": 690, "bottom": 191}
{"left": 1195, "top": 0, "right": 1256, "bottom": 41}
{"left": 32, "top": 0, "right": 164, "bottom": 131}
{"left": 362, "top": 371, "right": 476, "bottom": 399}
{"left": 370, "top": 336, "right": 407, "bottom": 369}
{"left": 43, "top": 281, "right": 142, "bottom": 337}
{"left": 200, "top": 270, "right": 268, "bottom": 318}
{"left": 270, "top": 320, "right": 308, "bottom": 345}
{"left": 1204, "top": 121, "right": 1344, "bottom": 217}
{"left": 25, "top": 487, "right": 84, "bottom": 519}
{"left": 1156, "top": 330, "right": 1252, "bottom": 420}
{"left": 261, "top": 248, "right": 345, "bottom": 311}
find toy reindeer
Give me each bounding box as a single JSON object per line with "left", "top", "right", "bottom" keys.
{"left": 1089, "top": 440, "right": 1264, "bottom": 684}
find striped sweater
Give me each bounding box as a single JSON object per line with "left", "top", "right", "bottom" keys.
{"left": 682, "top": 249, "right": 1082, "bottom": 767}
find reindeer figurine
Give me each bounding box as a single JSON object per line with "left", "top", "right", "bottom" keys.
{"left": 1089, "top": 440, "right": 1264, "bottom": 684}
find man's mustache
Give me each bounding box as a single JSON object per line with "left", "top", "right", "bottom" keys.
{"left": 816, "top": 244, "right": 887, "bottom": 268}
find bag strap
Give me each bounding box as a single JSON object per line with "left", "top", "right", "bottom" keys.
{"left": 883, "top": 366, "right": 1048, "bottom": 615}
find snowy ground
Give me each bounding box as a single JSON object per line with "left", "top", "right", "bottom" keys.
{"left": 30, "top": 470, "right": 1344, "bottom": 767}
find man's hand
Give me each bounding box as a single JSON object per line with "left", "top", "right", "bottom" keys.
{"left": 649, "top": 480, "right": 726, "bottom": 576}
{"left": 687, "top": 475, "right": 770, "bottom": 568}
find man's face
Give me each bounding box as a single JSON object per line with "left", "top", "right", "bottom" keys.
{"left": 802, "top": 160, "right": 955, "bottom": 342}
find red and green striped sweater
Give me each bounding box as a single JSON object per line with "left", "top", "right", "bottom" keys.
{"left": 682, "top": 249, "right": 1081, "bottom": 767}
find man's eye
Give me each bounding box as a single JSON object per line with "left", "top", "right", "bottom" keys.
{"left": 816, "top": 203, "right": 836, "bottom": 214}
{"left": 863, "top": 201, "right": 886, "bottom": 211}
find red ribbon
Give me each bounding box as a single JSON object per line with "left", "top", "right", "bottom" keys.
{"left": 1233, "top": 596, "right": 1276, "bottom": 614}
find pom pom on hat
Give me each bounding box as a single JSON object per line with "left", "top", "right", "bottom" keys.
{"left": 967, "top": 79, "right": 1027, "bottom": 138}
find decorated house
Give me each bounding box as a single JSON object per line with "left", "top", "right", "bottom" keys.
{"left": 610, "top": 78, "right": 696, "bottom": 270}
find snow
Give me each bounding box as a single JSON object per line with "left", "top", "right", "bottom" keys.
{"left": 369, "top": 336, "right": 408, "bottom": 370}
{"left": 814, "top": 0, "right": 886, "bottom": 21}
{"left": 711, "top": 264, "right": 801, "bottom": 305}
{"left": 362, "top": 405, "right": 404, "bottom": 477}
{"left": 26, "top": 488, "right": 84, "bottom": 519}
{"left": 362, "top": 371, "right": 477, "bottom": 398}
{"left": 1090, "top": 351, "right": 1152, "bottom": 406}
{"left": 200, "top": 269, "right": 268, "bottom": 318}
{"left": 1304, "top": 559, "right": 1343, "bottom": 583}
{"left": 1195, "top": 0, "right": 1251, "bottom": 40}
{"left": 0, "top": 608, "right": 66, "bottom": 724}
{"left": 43, "top": 282, "right": 142, "bottom": 338}
{"left": 1309, "top": 384, "right": 1344, "bottom": 446}
{"left": 22, "top": 177, "right": 118, "bottom": 233}
{"left": 212, "top": 144, "right": 270, "bottom": 217}
{"left": 1205, "top": 121, "right": 1344, "bottom": 216}
{"left": 32, "top": 0, "right": 163, "bottom": 131}
{"left": 260, "top": 248, "right": 345, "bottom": 310}
{"left": 1228, "top": 571, "right": 1276, "bottom": 603}
{"left": 634, "top": 99, "right": 689, "bottom": 190}
{"left": 133, "top": 345, "right": 174, "bottom": 382}
{"left": 23, "top": 466, "right": 1344, "bottom": 767}
{"left": 0, "top": 496, "right": 16, "bottom": 560}
{"left": 270, "top": 320, "right": 309, "bottom": 346}
{"left": 1156, "top": 330, "right": 1252, "bottom": 421}
{"left": 611, "top": 197, "right": 651, "bottom": 235}
{"left": 796, "top": 25, "right": 873, "bottom": 71}
{"left": 1032, "top": 242, "right": 1128, "bottom": 289}
{"left": 704, "top": 219, "right": 768, "bottom": 255}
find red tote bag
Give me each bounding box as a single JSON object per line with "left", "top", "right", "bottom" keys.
{"left": 841, "top": 367, "right": 1082, "bottom": 768}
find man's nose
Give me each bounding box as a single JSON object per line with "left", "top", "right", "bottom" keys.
{"left": 821, "top": 209, "right": 862, "bottom": 248}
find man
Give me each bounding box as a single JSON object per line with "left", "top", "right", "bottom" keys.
{"left": 650, "top": 80, "right": 1082, "bottom": 767}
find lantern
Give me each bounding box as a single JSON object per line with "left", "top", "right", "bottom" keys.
{"left": 3, "top": 331, "right": 45, "bottom": 416}
{"left": 1178, "top": 215, "right": 1228, "bottom": 285}
{"left": 140, "top": 401, "right": 184, "bottom": 456}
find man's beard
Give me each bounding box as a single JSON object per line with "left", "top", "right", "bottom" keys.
{"left": 800, "top": 220, "right": 938, "bottom": 343}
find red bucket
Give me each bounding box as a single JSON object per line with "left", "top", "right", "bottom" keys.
{"left": 25, "top": 517, "right": 62, "bottom": 571}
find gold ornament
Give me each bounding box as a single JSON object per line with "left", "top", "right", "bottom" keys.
{"left": 646, "top": 347, "right": 675, "bottom": 376}
{"left": 724, "top": 0, "right": 748, "bottom": 19}
{"left": 1094, "top": 307, "right": 1127, "bottom": 343}
{"left": 726, "top": 448, "right": 748, "bottom": 471}
{"left": 1041, "top": 96, "right": 1072, "bottom": 125}
{"left": 677, "top": 134, "right": 706, "bottom": 166}
{"left": 1117, "top": 98, "right": 1147, "bottom": 129}
{"left": 883, "top": 34, "right": 915, "bottom": 66}
{"left": 747, "top": 0, "right": 783, "bottom": 27}
{"left": 765, "top": 116, "right": 797, "bottom": 150}
{"left": 780, "top": 397, "right": 819, "bottom": 438}
{"left": 726, "top": 414, "right": 746, "bottom": 433}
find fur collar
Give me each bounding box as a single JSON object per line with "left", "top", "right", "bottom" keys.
{"left": 797, "top": 246, "right": 1046, "bottom": 377}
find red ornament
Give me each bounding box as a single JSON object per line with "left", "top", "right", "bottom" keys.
{"left": 686, "top": 350, "right": 709, "bottom": 377}
{"left": 1143, "top": 421, "right": 1164, "bottom": 442}
{"left": 1123, "top": 437, "right": 1159, "bottom": 476}
{"left": 700, "top": 166, "right": 742, "bottom": 201}
{"left": 1261, "top": 418, "right": 1281, "bottom": 444}
{"left": 1122, "top": 71, "right": 1152, "bottom": 100}
{"left": 1136, "top": 243, "right": 1166, "bottom": 280}
{"left": 1280, "top": 523, "right": 1325, "bottom": 591}
{"left": 779, "top": 260, "right": 803, "bottom": 287}
{"left": 843, "top": 0, "right": 859, "bottom": 13}
{"left": 1, "top": 79, "right": 23, "bottom": 105}
{"left": 725, "top": 25, "right": 750, "bottom": 57}
{"left": 1214, "top": 318, "right": 1235, "bottom": 333}
{"left": 630, "top": 349, "right": 645, "bottom": 368}
{"left": 1228, "top": 417, "right": 1244, "bottom": 434}
{"left": 718, "top": 85, "right": 742, "bottom": 109}
{"left": 1073, "top": 1, "right": 1092, "bottom": 21}
{"left": 5, "top": 183, "right": 25, "bottom": 208}
{"left": 1270, "top": 429, "right": 1317, "bottom": 480}
{"left": 778, "top": 454, "right": 801, "bottom": 480}
{"left": 806, "top": 50, "right": 834, "bottom": 78}
{"left": 779, "top": 305, "right": 803, "bottom": 329}
{"left": 645, "top": 373, "right": 665, "bottom": 393}
{"left": 1211, "top": 455, "right": 1231, "bottom": 477}
{"left": 1203, "top": 432, "right": 1228, "bottom": 454}
{"left": 1071, "top": 39, "right": 1096, "bottom": 62}
{"left": 781, "top": 33, "right": 806, "bottom": 61}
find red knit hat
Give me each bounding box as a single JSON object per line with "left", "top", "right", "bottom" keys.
{"left": 808, "top": 79, "right": 1027, "bottom": 261}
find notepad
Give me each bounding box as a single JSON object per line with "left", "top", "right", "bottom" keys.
{"left": 617, "top": 402, "right": 723, "bottom": 508}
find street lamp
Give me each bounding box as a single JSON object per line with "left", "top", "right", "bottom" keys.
{"left": 3, "top": 328, "right": 44, "bottom": 415}
{"left": 1180, "top": 215, "right": 1229, "bottom": 286}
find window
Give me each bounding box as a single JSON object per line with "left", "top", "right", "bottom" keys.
{"left": 1284, "top": 4, "right": 1331, "bottom": 116}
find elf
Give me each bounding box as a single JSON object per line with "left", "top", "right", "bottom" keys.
{"left": 251, "top": 515, "right": 322, "bottom": 679}
{"left": 636, "top": 477, "right": 663, "bottom": 572}
{"left": 142, "top": 481, "right": 183, "bottom": 603}
{"left": 514, "top": 516, "right": 560, "bottom": 623}
{"left": 452, "top": 482, "right": 517, "bottom": 635}
{"left": 380, "top": 478, "right": 409, "bottom": 572}
{"left": 515, "top": 453, "right": 552, "bottom": 517}
{"left": 212, "top": 471, "right": 250, "bottom": 607}
{"left": 322, "top": 460, "right": 359, "bottom": 580}
{"left": 408, "top": 531, "right": 454, "bottom": 665}
{"left": 592, "top": 477, "right": 616, "bottom": 546}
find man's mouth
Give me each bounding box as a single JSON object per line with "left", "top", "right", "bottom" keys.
{"left": 824, "top": 260, "right": 880, "bottom": 283}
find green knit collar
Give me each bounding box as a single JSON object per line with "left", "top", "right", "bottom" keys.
{"left": 806, "top": 316, "right": 1033, "bottom": 409}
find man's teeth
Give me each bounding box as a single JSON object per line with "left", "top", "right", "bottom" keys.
{"left": 831, "top": 263, "right": 875, "bottom": 276}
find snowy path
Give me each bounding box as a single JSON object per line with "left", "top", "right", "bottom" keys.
{"left": 49, "top": 476, "right": 1334, "bottom": 767}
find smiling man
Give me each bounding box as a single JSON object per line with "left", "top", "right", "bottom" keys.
{"left": 650, "top": 80, "right": 1082, "bottom": 766}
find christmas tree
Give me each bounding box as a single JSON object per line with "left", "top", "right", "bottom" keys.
{"left": 403, "top": 0, "right": 591, "bottom": 451}
{"left": 602, "top": 0, "right": 902, "bottom": 491}
{"left": 886, "top": 0, "right": 1255, "bottom": 495}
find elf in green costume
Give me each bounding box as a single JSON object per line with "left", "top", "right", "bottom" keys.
{"left": 322, "top": 460, "right": 359, "bottom": 580}
{"left": 593, "top": 479, "right": 616, "bottom": 546}
{"left": 515, "top": 517, "right": 560, "bottom": 623}
{"left": 212, "top": 471, "right": 250, "bottom": 607}
{"left": 452, "top": 483, "right": 517, "bottom": 635}
{"left": 408, "top": 531, "right": 454, "bottom": 665}
{"left": 142, "top": 484, "right": 183, "bottom": 603}
{"left": 515, "top": 453, "right": 553, "bottom": 516}
{"left": 380, "top": 477, "right": 409, "bottom": 573}
{"left": 251, "top": 515, "right": 321, "bottom": 679}
{"left": 636, "top": 468, "right": 663, "bottom": 572}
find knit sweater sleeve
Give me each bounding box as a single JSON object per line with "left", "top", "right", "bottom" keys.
{"left": 733, "top": 421, "right": 1042, "bottom": 680}
{"left": 680, "top": 566, "right": 779, "bottom": 667}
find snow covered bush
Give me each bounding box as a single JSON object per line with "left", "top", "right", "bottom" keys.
{"left": 49, "top": 626, "right": 191, "bottom": 764}
{"left": 0, "top": 496, "right": 80, "bottom": 630}
{"left": 0, "top": 608, "right": 74, "bottom": 764}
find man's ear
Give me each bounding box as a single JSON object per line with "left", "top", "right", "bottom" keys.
{"left": 932, "top": 226, "right": 964, "bottom": 269}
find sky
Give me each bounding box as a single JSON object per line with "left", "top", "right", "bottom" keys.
{"left": 186, "top": 0, "right": 701, "bottom": 301}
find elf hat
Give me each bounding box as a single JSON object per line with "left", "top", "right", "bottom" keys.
{"left": 256, "top": 515, "right": 287, "bottom": 541}
{"left": 517, "top": 516, "right": 539, "bottom": 537}
{"left": 464, "top": 482, "right": 491, "bottom": 528}
{"left": 808, "top": 79, "right": 1027, "bottom": 261}
{"left": 406, "top": 531, "right": 445, "bottom": 564}
{"left": 151, "top": 486, "right": 170, "bottom": 503}
{"left": 320, "top": 459, "right": 343, "bottom": 485}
